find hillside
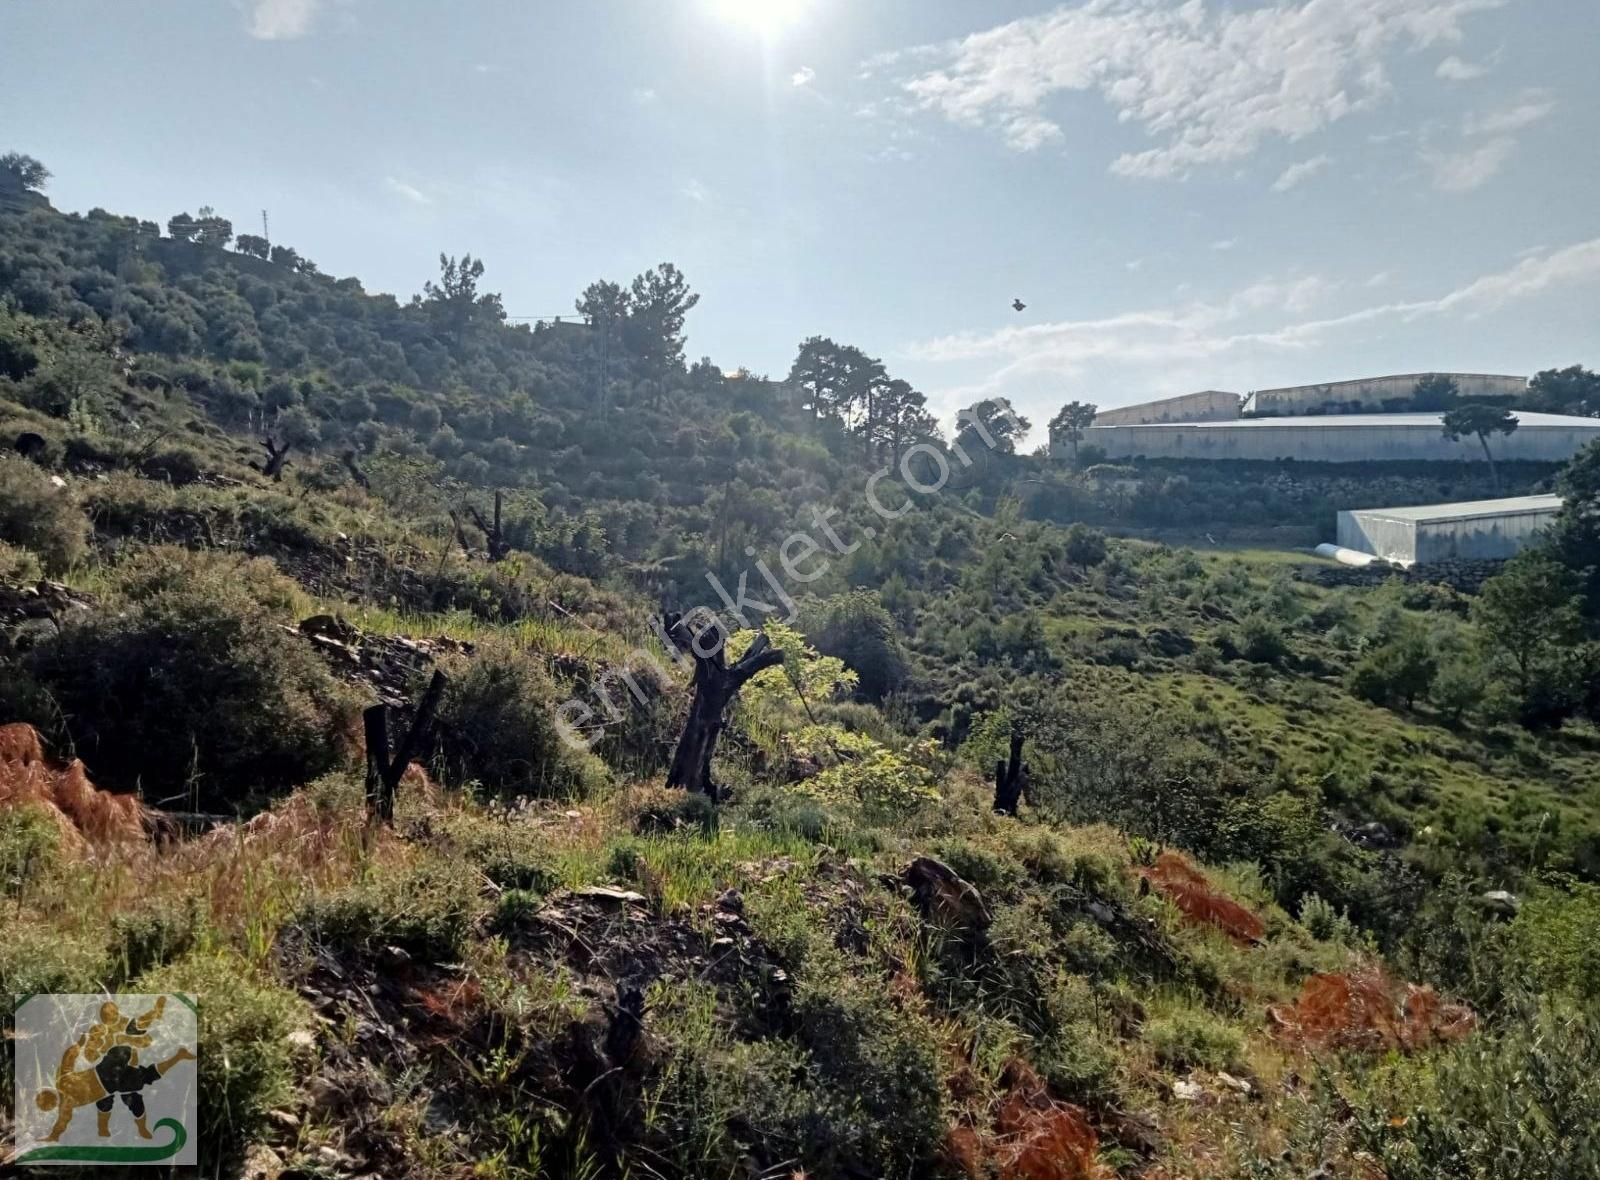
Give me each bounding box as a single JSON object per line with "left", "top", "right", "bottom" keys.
{"left": 2, "top": 175, "right": 1600, "bottom": 1179}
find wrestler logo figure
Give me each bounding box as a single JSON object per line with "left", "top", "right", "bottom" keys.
{"left": 11, "top": 993, "right": 198, "bottom": 1166}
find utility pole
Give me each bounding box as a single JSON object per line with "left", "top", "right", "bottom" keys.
{"left": 261, "top": 209, "right": 270, "bottom": 249}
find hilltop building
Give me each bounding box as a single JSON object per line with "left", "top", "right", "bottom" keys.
{"left": 1246, "top": 372, "right": 1527, "bottom": 416}
{"left": 1081, "top": 410, "right": 1600, "bottom": 464}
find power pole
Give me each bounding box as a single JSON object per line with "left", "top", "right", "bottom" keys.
{"left": 261, "top": 209, "right": 270, "bottom": 249}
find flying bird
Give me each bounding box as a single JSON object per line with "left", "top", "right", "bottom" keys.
{"left": 1011, "top": 298, "right": 1027, "bottom": 312}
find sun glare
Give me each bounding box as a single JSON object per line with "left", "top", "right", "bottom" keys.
{"left": 706, "top": 0, "right": 808, "bottom": 39}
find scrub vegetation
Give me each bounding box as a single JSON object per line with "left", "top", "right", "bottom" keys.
{"left": 3, "top": 161, "right": 1600, "bottom": 1178}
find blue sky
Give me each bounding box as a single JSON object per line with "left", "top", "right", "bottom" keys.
{"left": 5, "top": 0, "right": 1597, "bottom": 436}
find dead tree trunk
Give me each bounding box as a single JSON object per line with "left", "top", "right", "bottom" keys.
{"left": 341, "top": 448, "right": 371, "bottom": 490}
{"left": 364, "top": 670, "right": 447, "bottom": 823}
{"left": 259, "top": 434, "right": 291, "bottom": 481}
{"left": 662, "top": 611, "right": 786, "bottom": 802}
{"left": 467, "top": 490, "right": 511, "bottom": 561}
{"left": 993, "top": 725, "right": 1029, "bottom": 816}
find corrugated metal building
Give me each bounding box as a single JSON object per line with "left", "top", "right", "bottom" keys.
{"left": 1081, "top": 411, "right": 1600, "bottom": 463}
{"left": 1247, "top": 372, "right": 1527, "bottom": 416}
{"left": 1093, "top": 390, "right": 1241, "bottom": 426}
{"left": 1336, "top": 495, "right": 1563, "bottom": 564}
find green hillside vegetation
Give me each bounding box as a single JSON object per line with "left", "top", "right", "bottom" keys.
{"left": 3, "top": 160, "right": 1600, "bottom": 1178}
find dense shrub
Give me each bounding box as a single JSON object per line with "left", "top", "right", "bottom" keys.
{"left": 0, "top": 537, "right": 44, "bottom": 582}
{"left": 293, "top": 861, "right": 480, "bottom": 960}
{"left": 0, "top": 548, "right": 353, "bottom": 809}
{"left": 1355, "top": 995, "right": 1600, "bottom": 1180}
{"left": 110, "top": 897, "right": 205, "bottom": 984}
{"left": 1145, "top": 1002, "right": 1245, "bottom": 1071}
{"left": 436, "top": 639, "right": 603, "bottom": 799}
{"left": 1348, "top": 632, "right": 1437, "bottom": 709}
{"left": 799, "top": 590, "right": 907, "bottom": 700}
{"left": 136, "top": 952, "right": 303, "bottom": 1162}
{"left": 0, "top": 919, "right": 106, "bottom": 995}
{"left": 0, "top": 453, "right": 88, "bottom": 572}
{"left": 0, "top": 803, "right": 60, "bottom": 896}
{"left": 792, "top": 982, "right": 949, "bottom": 1175}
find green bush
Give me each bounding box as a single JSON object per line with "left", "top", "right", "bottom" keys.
{"left": 0, "top": 803, "right": 60, "bottom": 896}
{"left": 437, "top": 639, "right": 599, "bottom": 799}
{"left": 793, "top": 982, "right": 949, "bottom": 1175}
{"left": 136, "top": 952, "right": 303, "bottom": 1161}
{"left": 1297, "top": 892, "right": 1355, "bottom": 944}
{"left": 443, "top": 810, "right": 561, "bottom": 892}
{"left": 1348, "top": 633, "right": 1437, "bottom": 709}
{"left": 735, "top": 785, "right": 841, "bottom": 845}
{"left": 0, "top": 537, "right": 44, "bottom": 582}
{"left": 1511, "top": 881, "right": 1600, "bottom": 1001}
{"left": 0, "top": 452, "right": 88, "bottom": 572}
{"left": 110, "top": 897, "right": 205, "bottom": 984}
{"left": 295, "top": 861, "right": 479, "bottom": 960}
{"left": 1235, "top": 612, "right": 1289, "bottom": 665}
{"left": 0, "top": 920, "right": 107, "bottom": 994}
{"left": 1, "top": 548, "right": 353, "bottom": 810}
{"left": 799, "top": 591, "right": 907, "bottom": 700}
{"left": 489, "top": 887, "right": 543, "bottom": 934}
{"left": 632, "top": 787, "right": 718, "bottom": 835}
{"left": 1145, "top": 1002, "right": 1245, "bottom": 1072}
{"left": 1355, "top": 995, "right": 1600, "bottom": 1180}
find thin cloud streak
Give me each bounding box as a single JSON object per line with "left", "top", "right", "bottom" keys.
{"left": 908, "top": 241, "right": 1600, "bottom": 380}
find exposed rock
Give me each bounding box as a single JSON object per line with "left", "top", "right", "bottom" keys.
{"left": 902, "top": 856, "right": 992, "bottom": 934}
{"left": 575, "top": 885, "right": 648, "bottom": 905}
{"left": 293, "top": 613, "right": 473, "bottom": 708}
{"left": 1477, "top": 889, "right": 1520, "bottom": 917}
{"left": 1172, "top": 1079, "right": 1204, "bottom": 1101}
{"left": 267, "top": 1108, "right": 302, "bottom": 1131}
{"left": 1216, "top": 1070, "right": 1253, "bottom": 1095}
{"left": 0, "top": 578, "right": 93, "bottom": 654}
{"left": 240, "top": 1144, "right": 282, "bottom": 1180}
{"left": 1331, "top": 819, "right": 1401, "bottom": 850}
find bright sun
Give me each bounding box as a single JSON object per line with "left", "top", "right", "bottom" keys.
{"left": 706, "top": 0, "right": 808, "bottom": 39}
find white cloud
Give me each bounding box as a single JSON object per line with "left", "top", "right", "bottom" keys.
{"left": 632, "top": 87, "right": 659, "bottom": 105}
{"left": 1212, "top": 238, "right": 1237, "bottom": 251}
{"left": 1271, "top": 154, "right": 1332, "bottom": 192}
{"left": 383, "top": 177, "right": 431, "bottom": 205}
{"left": 907, "top": 240, "right": 1600, "bottom": 391}
{"left": 1464, "top": 89, "right": 1556, "bottom": 136}
{"left": 247, "top": 0, "right": 316, "bottom": 40}
{"left": 680, "top": 178, "right": 711, "bottom": 203}
{"left": 1419, "top": 89, "right": 1554, "bottom": 192}
{"left": 791, "top": 66, "right": 815, "bottom": 87}
{"left": 1426, "top": 136, "right": 1515, "bottom": 191}
{"left": 875, "top": 0, "right": 1502, "bottom": 178}
{"left": 1436, "top": 54, "right": 1488, "bottom": 80}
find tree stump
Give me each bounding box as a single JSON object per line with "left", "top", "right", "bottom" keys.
{"left": 467, "top": 489, "right": 511, "bottom": 561}
{"left": 661, "top": 611, "right": 786, "bottom": 801}
{"left": 364, "top": 670, "right": 447, "bottom": 823}
{"left": 258, "top": 433, "right": 291, "bottom": 481}
{"left": 993, "top": 724, "right": 1029, "bottom": 816}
